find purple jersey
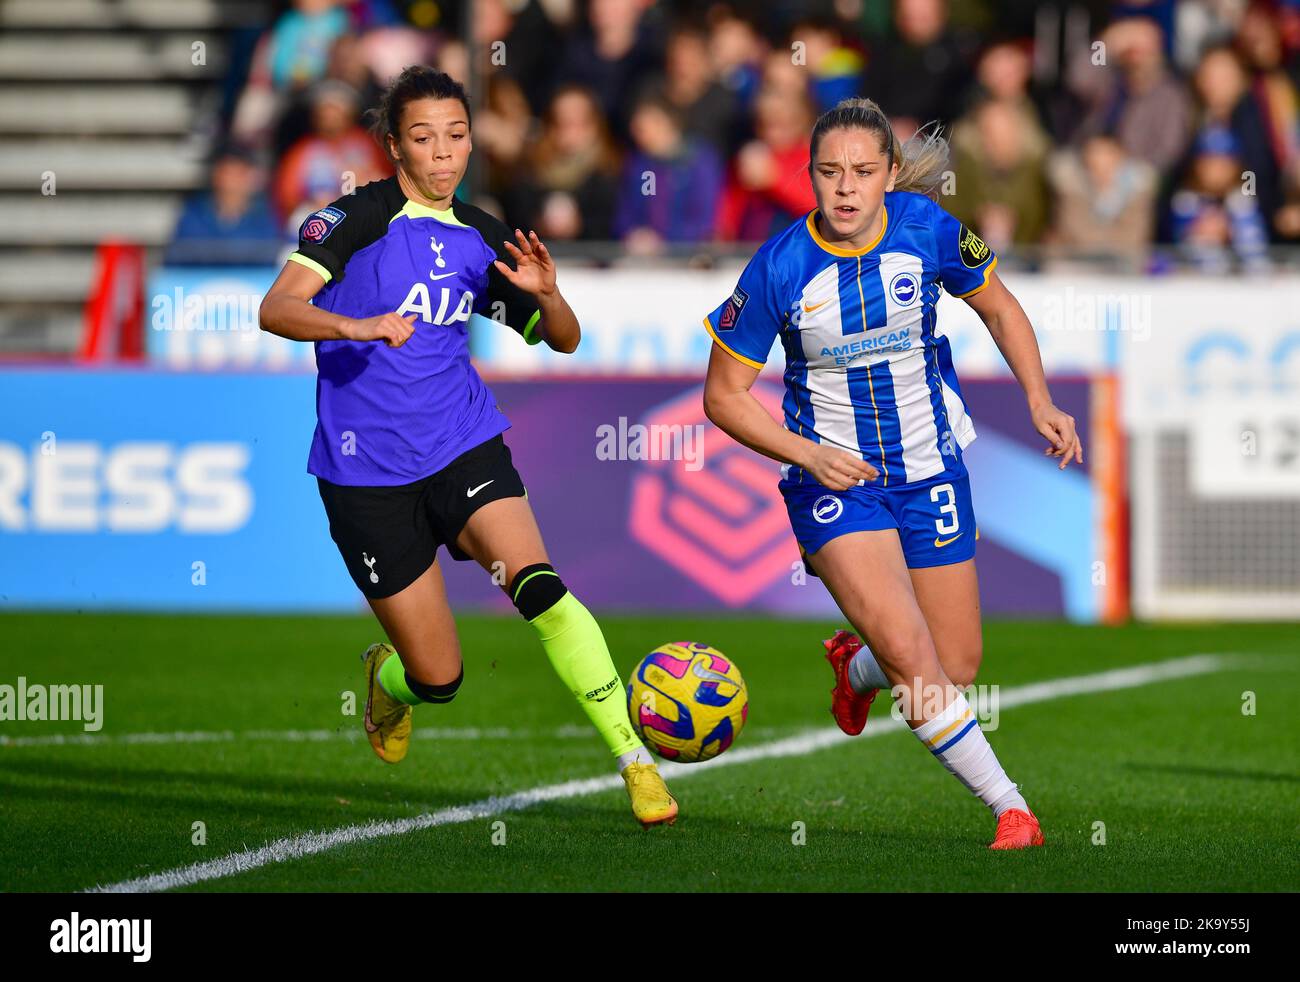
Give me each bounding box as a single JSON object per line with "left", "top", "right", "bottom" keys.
{"left": 288, "top": 177, "right": 541, "bottom": 485}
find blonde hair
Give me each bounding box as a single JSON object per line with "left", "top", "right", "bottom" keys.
{"left": 809, "top": 97, "right": 950, "bottom": 200}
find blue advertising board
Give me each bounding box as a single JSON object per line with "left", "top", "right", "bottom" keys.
{"left": 0, "top": 370, "right": 1104, "bottom": 619}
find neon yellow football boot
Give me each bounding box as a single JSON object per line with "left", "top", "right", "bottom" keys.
{"left": 360, "top": 642, "right": 412, "bottom": 764}
{"left": 621, "top": 761, "right": 678, "bottom": 827}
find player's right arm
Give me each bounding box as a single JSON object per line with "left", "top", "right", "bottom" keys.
{"left": 703, "top": 344, "right": 878, "bottom": 491}
{"left": 259, "top": 260, "right": 416, "bottom": 347}
{"left": 701, "top": 246, "right": 877, "bottom": 491}
{"left": 258, "top": 192, "right": 416, "bottom": 348}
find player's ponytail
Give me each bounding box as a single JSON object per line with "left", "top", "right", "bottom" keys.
{"left": 810, "top": 97, "right": 950, "bottom": 201}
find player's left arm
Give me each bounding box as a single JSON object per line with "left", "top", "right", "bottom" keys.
{"left": 494, "top": 228, "right": 580, "bottom": 354}
{"left": 963, "top": 270, "right": 1083, "bottom": 469}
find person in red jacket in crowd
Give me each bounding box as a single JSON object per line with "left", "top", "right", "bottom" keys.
{"left": 274, "top": 79, "right": 393, "bottom": 232}
{"left": 715, "top": 85, "right": 818, "bottom": 241}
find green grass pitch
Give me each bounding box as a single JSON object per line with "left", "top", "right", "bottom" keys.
{"left": 0, "top": 613, "right": 1296, "bottom": 892}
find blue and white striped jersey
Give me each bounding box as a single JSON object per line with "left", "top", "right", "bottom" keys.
{"left": 704, "top": 190, "right": 997, "bottom": 488}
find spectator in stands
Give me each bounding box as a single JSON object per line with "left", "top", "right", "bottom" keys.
{"left": 707, "top": 10, "right": 766, "bottom": 123}
{"left": 434, "top": 37, "right": 470, "bottom": 88}
{"left": 1234, "top": 2, "right": 1300, "bottom": 229}
{"left": 1046, "top": 134, "right": 1157, "bottom": 262}
{"left": 166, "top": 143, "right": 283, "bottom": 265}
{"left": 356, "top": 19, "right": 435, "bottom": 84}
{"left": 273, "top": 80, "right": 392, "bottom": 231}
{"left": 861, "top": 0, "right": 973, "bottom": 131}
{"left": 1068, "top": 16, "right": 1193, "bottom": 174}
{"left": 476, "top": 0, "right": 568, "bottom": 117}
{"left": 947, "top": 98, "right": 1051, "bottom": 251}
{"left": 761, "top": 46, "right": 813, "bottom": 103}
{"left": 640, "top": 22, "right": 740, "bottom": 158}
{"left": 502, "top": 85, "right": 622, "bottom": 241}
{"left": 326, "top": 32, "right": 384, "bottom": 118}
{"left": 1169, "top": 128, "right": 1271, "bottom": 272}
{"left": 614, "top": 92, "right": 723, "bottom": 254}
{"left": 1169, "top": 0, "right": 1246, "bottom": 71}
{"left": 262, "top": 0, "right": 351, "bottom": 89}
{"left": 715, "top": 85, "right": 817, "bottom": 241}
{"left": 1111, "top": 0, "right": 1181, "bottom": 59}
{"left": 1271, "top": 161, "right": 1300, "bottom": 240}
{"left": 789, "top": 16, "right": 866, "bottom": 112}
{"left": 1236, "top": 0, "right": 1300, "bottom": 161}
{"left": 274, "top": 23, "right": 430, "bottom": 163}
{"left": 477, "top": 74, "right": 536, "bottom": 205}
{"left": 558, "top": 0, "right": 663, "bottom": 142}
{"left": 953, "top": 39, "right": 1050, "bottom": 166}
{"left": 230, "top": 0, "right": 352, "bottom": 151}
{"left": 1188, "top": 44, "right": 1280, "bottom": 234}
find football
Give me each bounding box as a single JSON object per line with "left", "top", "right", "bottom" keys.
{"left": 627, "top": 641, "right": 748, "bottom": 763}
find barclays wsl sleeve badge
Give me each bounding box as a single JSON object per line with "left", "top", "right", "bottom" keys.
{"left": 718, "top": 285, "right": 749, "bottom": 331}
{"left": 302, "top": 206, "right": 346, "bottom": 243}
{"left": 958, "top": 225, "right": 991, "bottom": 268}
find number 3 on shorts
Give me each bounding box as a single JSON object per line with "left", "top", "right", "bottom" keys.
{"left": 930, "top": 482, "right": 959, "bottom": 535}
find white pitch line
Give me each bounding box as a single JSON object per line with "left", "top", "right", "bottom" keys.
{"left": 87, "top": 653, "right": 1237, "bottom": 893}
{"left": 0, "top": 723, "right": 806, "bottom": 749}
{"left": 0, "top": 725, "right": 592, "bottom": 748}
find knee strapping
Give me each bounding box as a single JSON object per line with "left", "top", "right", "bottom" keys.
{"left": 405, "top": 665, "right": 463, "bottom": 703}
{"left": 508, "top": 563, "right": 568, "bottom": 620}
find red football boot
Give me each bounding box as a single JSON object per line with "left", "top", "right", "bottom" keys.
{"left": 822, "top": 629, "right": 878, "bottom": 735}
{"left": 989, "top": 808, "right": 1046, "bottom": 850}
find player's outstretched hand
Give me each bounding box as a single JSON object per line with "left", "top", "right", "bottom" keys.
{"left": 344, "top": 312, "right": 418, "bottom": 348}
{"left": 1031, "top": 402, "right": 1084, "bottom": 469}
{"left": 496, "top": 228, "right": 557, "bottom": 298}
{"left": 806, "top": 444, "right": 879, "bottom": 490}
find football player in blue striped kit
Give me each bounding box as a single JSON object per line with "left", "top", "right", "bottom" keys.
{"left": 702, "top": 98, "right": 1083, "bottom": 849}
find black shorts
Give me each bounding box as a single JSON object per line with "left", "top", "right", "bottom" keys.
{"left": 317, "top": 434, "right": 527, "bottom": 600}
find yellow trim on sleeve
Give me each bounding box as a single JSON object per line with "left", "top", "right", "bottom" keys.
{"left": 703, "top": 316, "right": 764, "bottom": 370}
{"left": 805, "top": 206, "right": 888, "bottom": 257}
{"left": 521, "top": 309, "right": 542, "bottom": 345}
{"left": 287, "top": 251, "right": 332, "bottom": 284}
{"left": 952, "top": 256, "right": 998, "bottom": 299}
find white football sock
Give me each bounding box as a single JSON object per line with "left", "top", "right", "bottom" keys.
{"left": 912, "top": 691, "right": 1028, "bottom": 817}
{"left": 617, "top": 746, "right": 653, "bottom": 771}
{"left": 847, "top": 644, "right": 890, "bottom": 693}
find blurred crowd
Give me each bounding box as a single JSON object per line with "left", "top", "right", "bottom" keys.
{"left": 169, "top": 0, "right": 1300, "bottom": 273}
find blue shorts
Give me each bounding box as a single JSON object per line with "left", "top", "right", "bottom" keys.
{"left": 783, "top": 472, "right": 978, "bottom": 570}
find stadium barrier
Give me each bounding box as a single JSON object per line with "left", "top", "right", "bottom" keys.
{"left": 16, "top": 264, "right": 1297, "bottom": 619}
{"left": 0, "top": 368, "right": 1114, "bottom": 620}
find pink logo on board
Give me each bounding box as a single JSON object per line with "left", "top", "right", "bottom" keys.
{"left": 628, "top": 382, "right": 797, "bottom": 607}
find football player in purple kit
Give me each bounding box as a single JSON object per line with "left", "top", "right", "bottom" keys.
{"left": 259, "top": 67, "right": 677, "bottom": 827}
